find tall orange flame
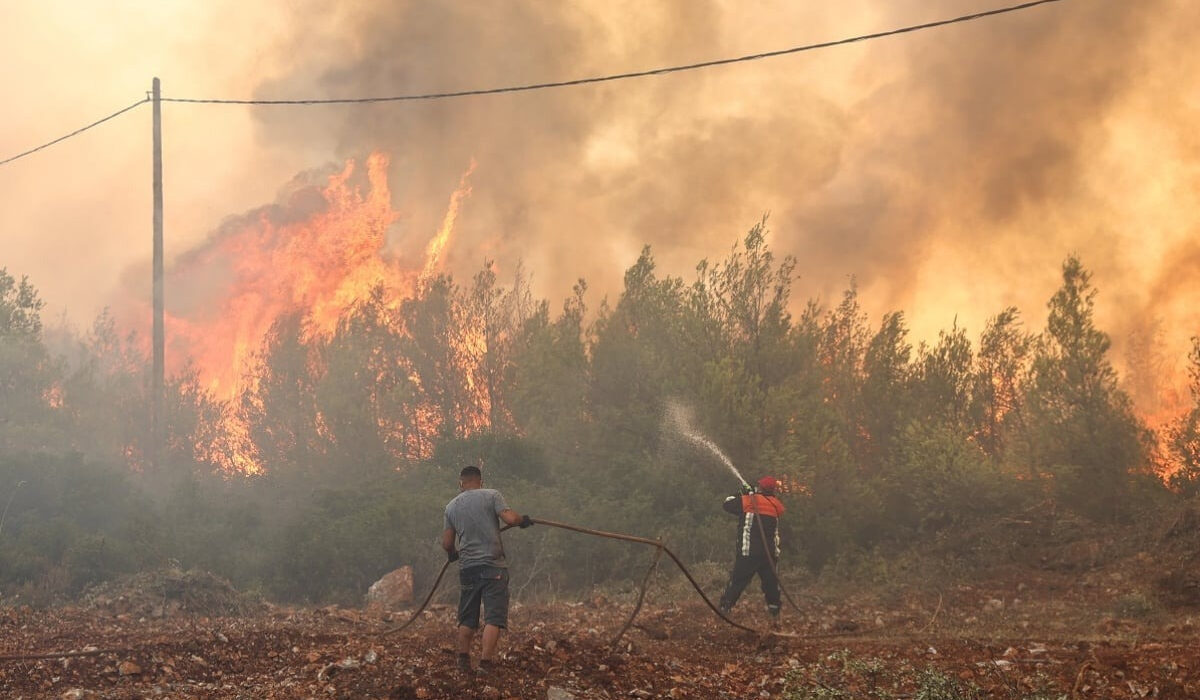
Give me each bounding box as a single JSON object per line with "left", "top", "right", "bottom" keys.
{"left": 164, "top": 153, "right": 475, "bottom": 398}
{"left": 146, "top": 152, "right": 476, "bottom": 471}
{"left": 423, "top": 159, "right": 477, "bottom": 283}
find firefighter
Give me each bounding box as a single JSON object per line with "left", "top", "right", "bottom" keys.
{"left": 718, "top": 475, "right": 785, "bottom": 623}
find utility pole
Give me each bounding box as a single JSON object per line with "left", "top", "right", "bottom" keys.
{"left": 151, "top": 77, "right": 165, "bottom": 467}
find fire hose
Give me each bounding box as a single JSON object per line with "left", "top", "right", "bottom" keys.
{"left": 377, "top": 517, "right": 797, "bottom": 640}
{"left": 0, "top": 516, "right": 852, "bottom": 663}
{"left": 748, "top": 495, "right": 807, "bottom": 615}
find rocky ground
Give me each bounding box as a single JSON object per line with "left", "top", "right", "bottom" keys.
{"left": 4, "top": 507, "right": 1200, "bottom": 699}
{"left": 1, "top": 561, "right": 1198, "bottom": 699}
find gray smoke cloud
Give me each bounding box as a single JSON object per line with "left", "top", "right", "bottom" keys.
{"left": 224, "top": 0, "right": 1196, "bottom": 411}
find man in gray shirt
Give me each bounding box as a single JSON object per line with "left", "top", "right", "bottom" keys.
{"left": 442, "top": 465, "right": 532, "bottom": 674}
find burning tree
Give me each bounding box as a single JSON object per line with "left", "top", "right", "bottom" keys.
{"left": 1167, "top": 338, "right": 1200, "bottom": 495}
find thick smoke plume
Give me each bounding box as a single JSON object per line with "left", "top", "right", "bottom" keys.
{"left": 133, "top": 0, "right": 1198, "bottom": 417}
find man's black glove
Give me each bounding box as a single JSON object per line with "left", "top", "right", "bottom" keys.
{"left": 519, "top": 515, "right": 534, "bottom": 529}
{"left": 447, "top": 550, "right": 459, "bottom": 563}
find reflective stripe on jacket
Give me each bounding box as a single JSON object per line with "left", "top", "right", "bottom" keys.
{"left": 723, "top": 492, "right": 785, "bottom": 559}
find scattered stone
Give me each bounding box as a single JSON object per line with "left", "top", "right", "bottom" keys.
{"left": 633, "top": 622, "right": 668, "bottom": 640}
{"left": 547, "top": 687, "right": 577, "bottom": 700}
{"left": 84, "top": 569, "right": 262, "bottom": 618}
{"left": 984, "top": 599, "right": 1004, "bottom": 613}
{"left": 333, "top": 608, "right": 361, "bottom": 623}
{"left": 118, "top": 660, "right": 142, "bottom": 676}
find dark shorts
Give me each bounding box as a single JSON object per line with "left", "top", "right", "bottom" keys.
{"left": 457, "top": 564, "right": 509, "bottom": 629}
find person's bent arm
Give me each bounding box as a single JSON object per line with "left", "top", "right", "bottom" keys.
{"left": 723, "top": 496, "right": 743, "bottom": 515}
{"left": 499, "top": 509, "right": 534, "bottom": 528}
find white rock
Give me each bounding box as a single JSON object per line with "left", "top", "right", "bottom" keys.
{"left": 365, "top": 566, "right": 414, "bottom": 613}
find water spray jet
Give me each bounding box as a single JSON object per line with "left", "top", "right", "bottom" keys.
{"left": 664, "top": 401, "right": 749, "bottom": 488}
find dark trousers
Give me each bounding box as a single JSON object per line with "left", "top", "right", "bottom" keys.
{"left": 719, "top": 554, "right": 780, "bottom": 613}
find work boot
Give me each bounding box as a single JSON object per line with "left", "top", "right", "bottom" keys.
{"left": 477, "top": 658, "right": 496, "bottom": 676}
{"left": 767, "top": 605, "right": 781, "bottom": 630}
{"left": 456, "top": 653, "right": 471, "bottom": 673}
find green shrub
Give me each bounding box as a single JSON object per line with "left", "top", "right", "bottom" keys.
{"left": 1113, "top": 591, "right": 1159, "bottom": 619}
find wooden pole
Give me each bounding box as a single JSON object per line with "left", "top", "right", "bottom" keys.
{"left": 151, "top": 77, "right": 164, "bottom": 466}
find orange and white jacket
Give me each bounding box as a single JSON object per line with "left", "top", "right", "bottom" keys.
{"left": 723, "top": 491, "right": 785, "bottom": 559}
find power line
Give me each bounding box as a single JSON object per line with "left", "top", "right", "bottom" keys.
{"left": 162, "top": 0, "right": 1068, "bottom": 106}
{"left": 0, "top": 98, "right": 149, "bottom": 167}
{"left": 0, "top": 0, "right": 1068, "bottom": 166}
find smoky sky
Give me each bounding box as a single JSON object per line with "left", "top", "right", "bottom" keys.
{"left": 13, "top": 0, "right": 1188, "bottom": 413}
{"left": 239, "top": 0, "right": 1195, "bottom": 323}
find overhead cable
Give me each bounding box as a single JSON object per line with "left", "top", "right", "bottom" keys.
{"left": 161, "top": 0, "right": 1068, "bottom": 106}
{"left": 0, "top": 98, "right": 149, "bottom": 167}
{"left": 0, "top": 0, "right": 1068, "bottom": 167}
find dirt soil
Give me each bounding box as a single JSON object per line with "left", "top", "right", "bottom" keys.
{"left": 2, "top": 565, "right": 1199, "bottom": 700}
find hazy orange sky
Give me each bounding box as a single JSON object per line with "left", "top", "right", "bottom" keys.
{"left": 2, "top": 0, "right": 1197, "bottom": 415}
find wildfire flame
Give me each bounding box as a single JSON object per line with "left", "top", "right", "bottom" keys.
{"left": 422, "top": 159, "right": 476, "bottom": 283}
{"left": 166, "top": 153, "right": 398, "bottom": 396}
{"left": 115, "top": 148, "right": 1195, "bottom": 479}
{"left": 148, "top": 152, "right": 476, "bottom": 472}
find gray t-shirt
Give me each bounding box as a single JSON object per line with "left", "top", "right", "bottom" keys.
{"left": 444, "top": 488, "right": 510, "bottom": 569}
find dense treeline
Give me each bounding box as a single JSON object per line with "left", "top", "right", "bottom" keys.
{"left": 1, "top": 220, "right": 1198, "bottom": 605}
